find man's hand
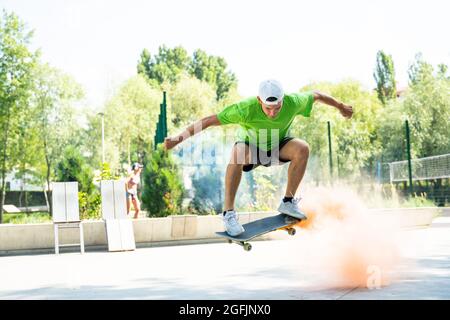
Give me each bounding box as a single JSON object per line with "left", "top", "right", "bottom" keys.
{"left": 339, "top": 104, "right": 353, "bottom": 119}
{"left": 164, "top": 136, "right": 181, "bottom": 151}
{"left": 314, "top": 91, "right": 354, "bottom": 119}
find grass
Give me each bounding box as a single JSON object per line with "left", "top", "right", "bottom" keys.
{"left": 364, "top": 183, "right": 439, "bottom": 209}
{"left": 401, "top": 194, "right": 437, "bottom": 208}
{"left": 2, "top": 212, "right": 52, "bottom": 224}
{"left": 367, "top": 196, "right": 437, "bottom": 209}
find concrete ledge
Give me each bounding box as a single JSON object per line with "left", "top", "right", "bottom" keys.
{"left": 0, "top": 207, "right": 442, "bottom": 254}
{"left": 368, "top": 207, "right": 442, "bottom": 228}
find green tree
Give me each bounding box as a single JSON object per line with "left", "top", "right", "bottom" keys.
{"left": 190, "top": 49, "right": 237, "bottom": 100}
{"left": 55, "top": 146, "right": 100, "bottom": 219}
{"left": 375, "top": 102, "right": 407, "bottom": 162}
{"left": 373, "top": 50, "right": 397, "bottom": 105}
{"left": 437, "top": 64, "right": 448, "bottom": 79}
{"left": 137, "top": 46, "right": 190, "bottom": 85}
{"left": 0, "top": 10, "right": 38, "bottom": 223}
{"left": 378, "top": 58, "right": 450, "bottom": 204}
{"left": 167, "top": 74, "right": 217, "bottom": 129}
{"left": 31, "top": 63, "right": 84, "bottom": 212}
{"left": 403, "top": 71, "right": 450, "bottom": 157}
{"left": 13, "top": 107, "right": 42, "bottom": 211}
{"left": 55, "top": 146, "right": 94, "bottom": 194}
{"left": 137, "top": 45, "right": 237, "bottom": 100}
{"left": 408, "top": 53, "right": 434, "bottom": 85}
{"left": 93, "top": 75, "right": 162, "bottom": 173}
{"left": 141, "top": 145, "right": 184, "bottom": 217}
{"left": 292, "top": 80, "right": 383, "bottom": 182}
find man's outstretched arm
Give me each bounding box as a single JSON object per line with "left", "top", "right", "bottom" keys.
{"left": 164, "top": 114, "right": 221, "bottom": 150}
{"left": 313, "top": 91, "right": 354, "bottom": 119}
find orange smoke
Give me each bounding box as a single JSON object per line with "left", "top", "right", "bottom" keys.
{"left": 296, "top": 186, "right": 401, "bottom": 289}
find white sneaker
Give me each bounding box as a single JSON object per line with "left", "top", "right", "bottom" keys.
{"left": 222, "top": 210, "right": 245, "bottom": 236}
{"left": 277, "top": 198, "right": 307, "bottom": 220}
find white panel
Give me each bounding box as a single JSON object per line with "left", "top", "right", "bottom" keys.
{"left": 2, "top": 205, "right": 21, "bottom": 213}
{"left": 101, "top": 180, "right": 115, "bottom": 220}
{"left": 119, "top": 219, "right": 136, "bottom": 251}
{"left": 51, "top": 182, "right": 67, "bottom": 223}
{"left": 65, "top": 182, "right": 79, "bottom": 222}
{"left": 105, "top": 220, "right": 122, "bottom": 251}
{"left": 113, "top": 180, "right": 127, "bottom": 219}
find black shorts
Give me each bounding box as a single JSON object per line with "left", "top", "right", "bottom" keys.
{"left": 234, "top": 136, "right": 294, "bottom": 172}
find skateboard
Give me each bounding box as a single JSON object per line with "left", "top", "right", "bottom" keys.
{"left": 216, "top": 213, "right": 300, "bottom": 251}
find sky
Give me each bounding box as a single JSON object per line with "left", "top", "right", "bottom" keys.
{"left": 1, "top": 0, "right": 449, "bottom": 109}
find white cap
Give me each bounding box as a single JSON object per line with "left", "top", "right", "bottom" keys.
{"left": 258, "top": 79, "right": 284, "bottom": 105}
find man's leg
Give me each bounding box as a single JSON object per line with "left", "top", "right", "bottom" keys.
{"left": 224, "top": 143, "right": 252, "bottom": 211}
{"left": 279, "top": 139, "right": 310, "bottom": 198}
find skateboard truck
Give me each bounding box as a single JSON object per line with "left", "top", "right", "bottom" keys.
{"left": 227, "top": 240, "right": 252, "bottom": 252}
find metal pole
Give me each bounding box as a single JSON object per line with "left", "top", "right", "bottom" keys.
{"left": 163, "top": 91, "right": 167, "bottom": 138}
{"left": 101, "top": 114, "right": 105, "bottom": 164}
{"left": 405, "top": 120, "right": 413, "bottom": 196}
{"left": 327, "top": 121, "right": 333, "bottom": 181}
{"left": 98, "top": 112, "right": 105, "bottom": 164}
{"left": 376, "top": 161, "right": 381, "bottom": 184}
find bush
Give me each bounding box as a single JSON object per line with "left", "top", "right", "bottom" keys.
{"left": 402, "top": 193, "right": 436, "bottom": 208}
{"left": 141, "top": 145, "right": 185, "bottom": 217}
{"left": 56, "top": 146, "right": 95, "bottom": 194}
{"left": 100, "top": 162, "right": 119, "bottom": 180}
{"left": 78, "top": 191, "right": 101, "bottom": 220}
{"left": 56, "top": 146, "right": 102, "bottom": 219}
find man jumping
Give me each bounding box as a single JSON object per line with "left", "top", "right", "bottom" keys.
{"left": 164, "top": 79, "right": 353, "bottom": 236}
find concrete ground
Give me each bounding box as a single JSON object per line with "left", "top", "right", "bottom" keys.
{"left": 1, "top": 217, "right": 450, "bottom": 300}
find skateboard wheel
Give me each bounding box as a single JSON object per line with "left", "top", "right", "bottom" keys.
{"left": 288, "top": 228, "right": 296, "bottom": 236}
{"left": 243, "top": 243, "right": 252, "bottom": 251}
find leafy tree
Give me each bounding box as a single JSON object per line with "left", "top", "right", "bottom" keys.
{"left": 31, "top": 63, "right": 84, "bottom": 212}
{"left": 402, "top": 71, "right": 450, "bottom": 157}
{"left": 55, "top": 146, "right": 101, "bottom": 219}
{"left": 437, "top": 64, "right": 448, "bottom": 79}
{"left": 0, "top": 10, "right": 38, "bottom": 223}
{"left": 141, "top": 145, "right": 184, "bottom": 217}
{"left": 12, "top": 107, "right": 41, "bottom": 211}
{"left": 292, "top": 80, "right": 383, "bottom": 182}
{"left": 137, "top": 46, "right": 190, "bottom": 85}
{"left": 93, "top": 75, "right": 162, "bottom": 173}
{"left": 375, "top": 101, "right": 408, "bottom": 162}
{"left": 378, "top": 55, "right": 450, "bottom": 161}
{"left": 408, "top": 53, "right": 434, "bottom": 85}
{"left": 55, "top": 146, "right": 95, "bottom": 194}
{"left": 190, "top": 49, "right": 238, "bottom": 100}
{"left": 167, "top": 74, "right": 217, "bottom": 129}
{"left": 373, "top": 50, "right": 397, "bottom": 105}
{"left": 137, "top": 45, "right": 237, "bottom": 100}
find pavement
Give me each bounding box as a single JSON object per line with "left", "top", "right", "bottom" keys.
{"left": 0, "top": 217, "right": 450, "bottom": 300}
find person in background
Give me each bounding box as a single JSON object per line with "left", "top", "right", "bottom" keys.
{"left": 126, "top": 162, "right": 143, "bottom": 219}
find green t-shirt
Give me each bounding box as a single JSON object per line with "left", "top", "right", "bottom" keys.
{"left": 217, "top": 92, "right": 314, "bottom": 151}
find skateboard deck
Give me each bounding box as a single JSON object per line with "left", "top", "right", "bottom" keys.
{"left": 216, "top": 213, "right": 300, "bottom": 251}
